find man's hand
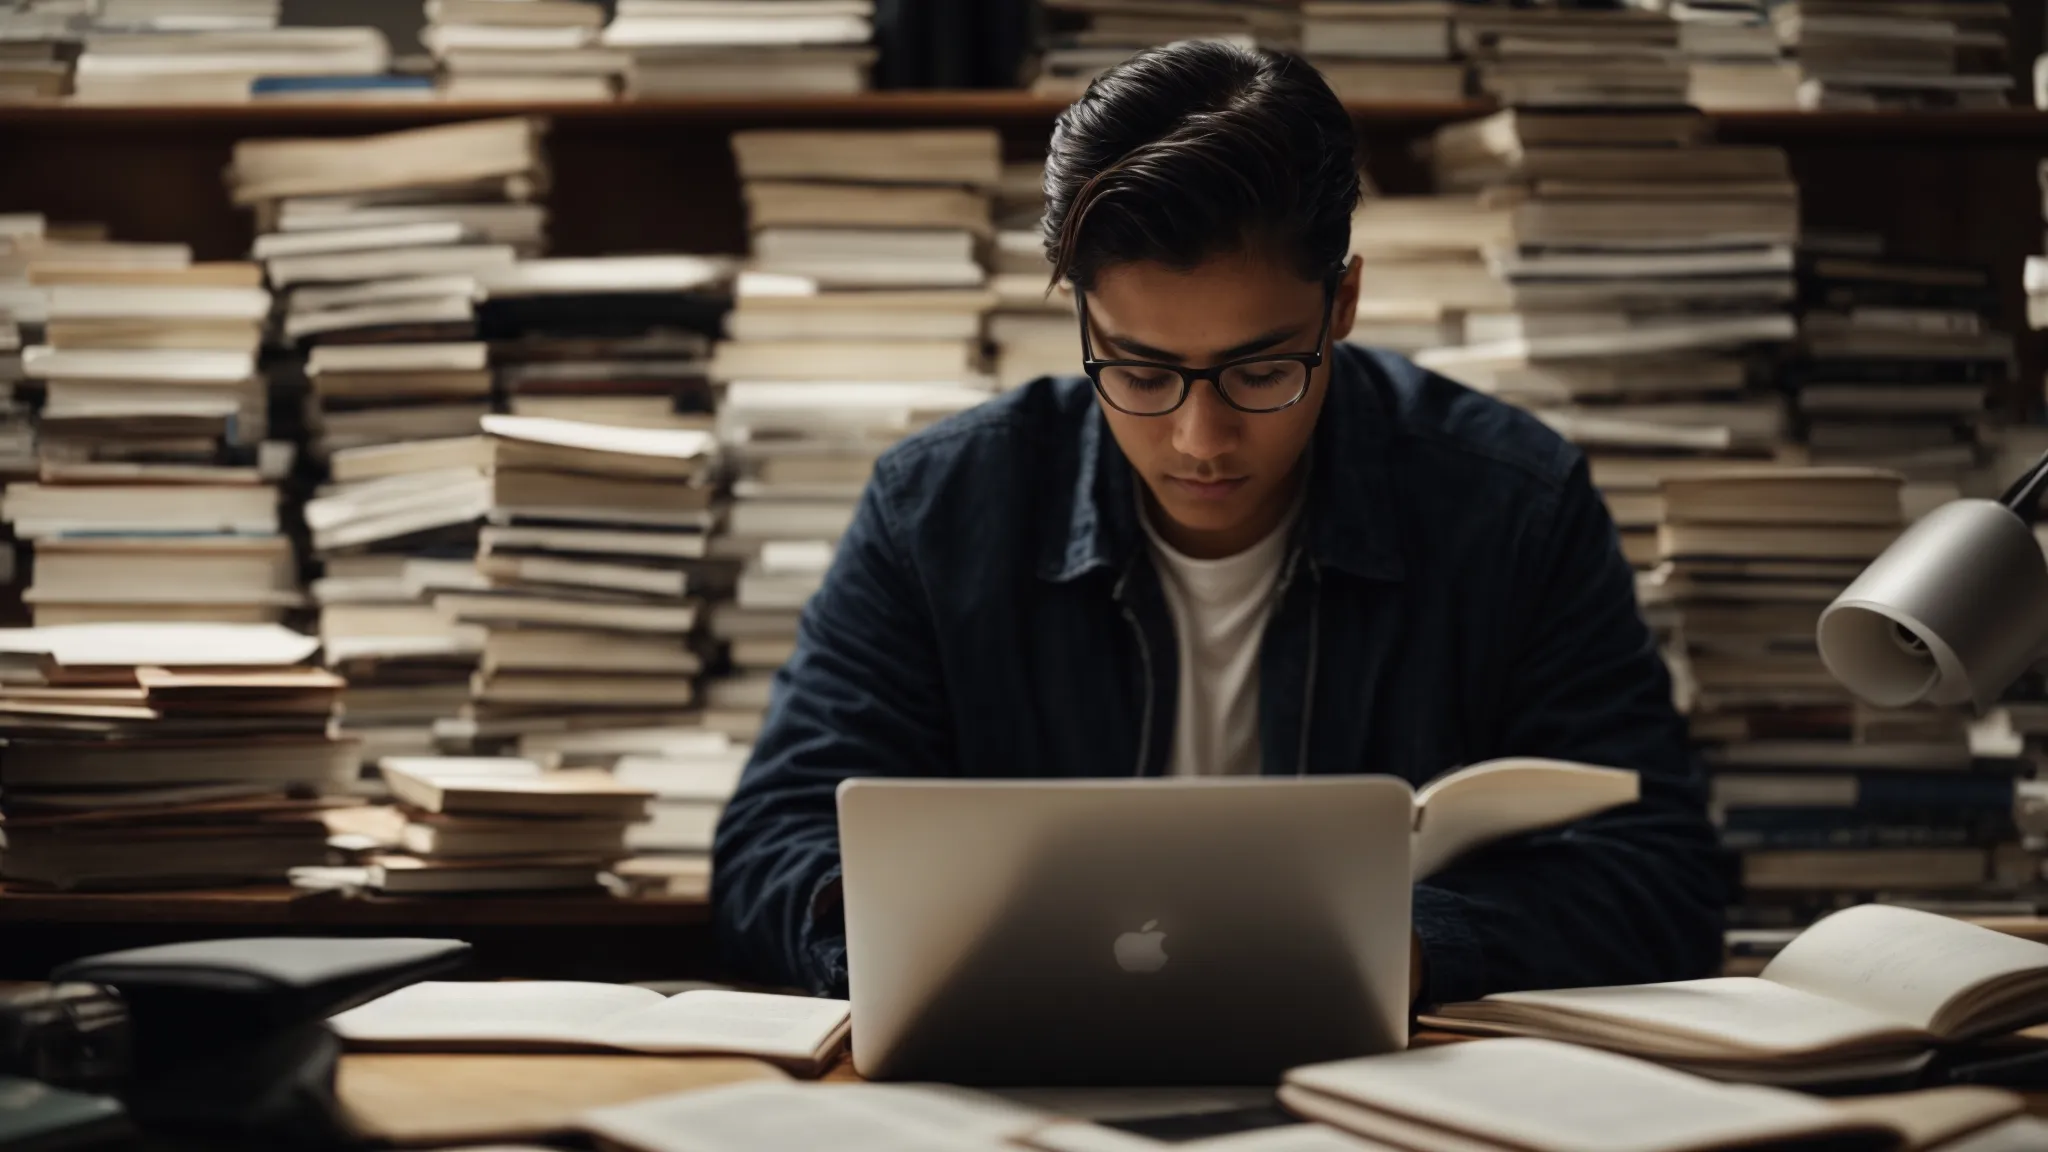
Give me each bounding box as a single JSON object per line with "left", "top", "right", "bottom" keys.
{"left": 1410, "top": 930, "right": 1425, "bottom": 1005}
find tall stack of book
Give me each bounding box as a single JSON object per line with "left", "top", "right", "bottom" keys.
{"left": 0, "top": 0, "right": 82, "bottom": 100}
{"left": 1670, "top": 0, "right": 1800, "bottom": 110}
{"left": 228, "top": 117, "right": 549, "bottom": 766}
{"left": 609, "top": 736, "right": 747, "bottom": 898}
{"left": 422, "top": 0, "right": 620, "bottom": 103}
{"left": 986, "top": 161, "right": 1073, "bottom": 391}
{"left": 11, "top": 243, "right": 296, "bottom": 627}
{"left": 1773, "top": 0, "right": 2013, "bottom": 109}
{"left": 72, "top": 3, "right": 391, "bottom": 105}
{"left": 603, "top": 0, "right": 876, "bottom": 98}
{"left": 0, "top": 622, "right": 357, "bottom": 891}
{"left": 1454, "top": 5, "right": 1687, "bottom": 107}
{"left": 1385, "top": 106, "right": 1799, "bottom": 570}
{"left": 434, "top": 414, "right": 716, "bottom": 752}
{"left": 1301, "top": 0, "right": 1466, "bottom": 103}
{"left": 344, "top": 755, "right": 653, "bottom": 896}
{"left": 1029, "top": 0, "right": 1298, "bottom": 97}
{"left": 710, "top": 129, "right": 1000, "bottom": 737}
{"left": 1795, "top": 238, "right": 2006, "bottom": 519}
{"left": 1651, "top": 469, "right": 2025, "bottom": 935}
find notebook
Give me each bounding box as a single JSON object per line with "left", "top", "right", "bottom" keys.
{"left": 328, "top": 982, "right": 850, "bottom": 1074}
{"left": 1421, "top": 905, "right": 2048, "bottom": 1085}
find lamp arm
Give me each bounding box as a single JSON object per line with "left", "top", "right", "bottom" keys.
{"left": 1998, "top": 446, "right": 2048, "bottom": 518}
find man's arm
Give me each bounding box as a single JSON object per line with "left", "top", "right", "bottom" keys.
{"left": 1412, "top": 455, "right": 1728, "bottom": 1005}
{"left": 711, "top": 463, "right": 950, "bottom": 995}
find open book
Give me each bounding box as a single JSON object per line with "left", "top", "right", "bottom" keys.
{"left": 1411, "top": 758, "right": 1638, "bottom": 879}
{"left": 1421, "top": 905, "right": 2048, "bottom": 1085}
{"left": 1281, "top": 1038, "right": 2022, "bottom": 1152}
{"left": 327, "top": 982, "right": 849, "bottom": 1074}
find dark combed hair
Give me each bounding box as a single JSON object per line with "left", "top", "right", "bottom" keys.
{"left": 1042, "top": 41, "right": 1360, "bottom": 292}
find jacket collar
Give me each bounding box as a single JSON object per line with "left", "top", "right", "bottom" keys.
{"left": 1038, "top": 343, "right": 1407, "bottom": 585}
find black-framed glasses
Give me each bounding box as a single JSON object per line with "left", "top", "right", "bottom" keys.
{"left": 1078, "top": 274, "right": 1340, "bottom": 417}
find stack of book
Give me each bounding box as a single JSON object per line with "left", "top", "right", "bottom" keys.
{"left": 10, "top": 242, "right": 297, "bottom": 626}
{"left": 433, "top": 414, "right": 716, "bottom": 752}
{"left": 228, "top": 117, "right": 549, "bottom": 763}
{"left": 1670, "top": 0, "right": 1801, "bottom": 110}
{"left": 985, "top": 161, "right": 1076, "bottom": 391}
{"left": 1029, "top": 0, "right": 1299, "bottom": 97}
{"left": 608, "top": 735, "right": 747, "bottom": 897}
{"left": 356, "top": 755, "right": 653, "bottom": 895}
{"left": 1649, "top": 469, "right": 2024, "bottom": 928}
{"left": 232, "top": 119, "right": 548, "bottom": 463}
{"left": 0, "top": 622, "right": 357, "bottom": 890}
{"left": 712, "top": 129, "right": 1000, "bottom": 735}
{"left": 72, "top": 7, "right": 391, "bottom": 105}
{"left": 1454, "top": 5, "right": 1687, "bottom": 107}
{"left": 1387, "top": 106, "right": 1799, "bottom": 570}
{"left": 1795, "top": 238, "right": 2006, "bottom": 518}
{"left": 421, "top": 0, "right": 621, "bottom": 103}
{"left": 304, "top": 430, "right": 489, "bottom": 767}
{"left": 1301, "top": 0, "right": 1466, "bottom": 103}
{"left": 603, "top": 0, "right": 876, "bottom": 98}
{"left": 0, "top": 0, "right": 82, "bottom": 100}
{"left": 1773, "top": 0, "right": 2013, "bottom": 109}
{"left": 477, "top": 254, "right": 730, "bottom": 429}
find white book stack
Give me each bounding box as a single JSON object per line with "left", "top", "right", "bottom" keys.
{"left": 73, "top": 8, "right": 392, "bottom": 105}
{"left": 1362, "top": 105, "right": 1800, "bottom": 571}
{"left": 1301, "top": 0, "right": 1467, "bottom": 103}
{"left": 0, "top": 214, "right": 47, "bottom": 620}
{"left": 1774, "top": 0, "right": 2013, "bottom": 110}
{"left": 610, "top": 734, "right": 747, "bottom": 897}
{"left": 1029, "top": 0, "right": 1299, "bottom": 98}
{"left": 7, "top": 237, "right": 300, "bottom": 627}
{"left": 422, "top": 0, "right": 621, "bottom": 103}
{"left": 226, "top": 117, "right": 551, "bottom": 765}
{"left": 1455, "top": 5, "right": 1688, "bottom": 107}
{"left": 314, "top": 754, "right": 655, "bottom": 896}
{"left": 710, "top": 129, "right": 1001, "bottom": 738}
{"left": 0, "top": 1, "right": 87, "bottom": 101}
{"left": 603, "top": 0, "right": 877, "bottom": 98}
{"left": 432, "top": 415, "right": 718, "bottom": 752}
{"left": 986, "top": 160, "right": 1079, "bottom": 392}
{"left": 1673, "top": 0, "right": 1801, "bottom": 109}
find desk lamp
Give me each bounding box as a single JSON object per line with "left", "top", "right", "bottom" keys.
{"left": 1818, "top": 456, "right": 2048, "bottom": 710}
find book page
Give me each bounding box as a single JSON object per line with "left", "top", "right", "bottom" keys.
{"left": 1474, "top": 976, "right": 1918, "bottom": 1055}
{"left": 1411, "top": 758, "right": 1637, "bottom": 879}
{"left": 581, "top": 1081, "right": 1033, "bottom": 1152}
{"left": 1824, "top": 1087, "right": 2021, "bottom": 1150}
{"left": 1761, "top": 905, "right": 2048, "bottom": 1036}
{"left": 1283, "top": 1038, "right": 1856, "bottom": 1152}
{"left": 328, "top": 981, "right": 665, "bottom": 1047}
{"left": 599, "top": 991, "right": 849, "bottom": 1061}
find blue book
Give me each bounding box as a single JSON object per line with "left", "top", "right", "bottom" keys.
{"left": 251, "top": 75, "right": 435, "bottom": 97}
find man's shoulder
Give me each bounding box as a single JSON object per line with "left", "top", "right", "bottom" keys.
{"left": 1344, "top": 344, "right": 1581, "bottom": 494}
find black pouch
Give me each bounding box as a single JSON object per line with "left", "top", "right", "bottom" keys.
{"left": 51, "top": 936, "right": 470, "bottom": 1149}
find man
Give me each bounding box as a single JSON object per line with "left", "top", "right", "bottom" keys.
{"left": 713, "top": 42, "right": 1726, "bottom": 1004}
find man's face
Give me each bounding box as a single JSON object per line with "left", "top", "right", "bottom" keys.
{"left": 1083, "top": 249, "right": 1361, "bottom": 559}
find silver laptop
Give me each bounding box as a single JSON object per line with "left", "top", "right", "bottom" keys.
{"left": 837, "top": 776, "right": 1414, "bottom": 1085}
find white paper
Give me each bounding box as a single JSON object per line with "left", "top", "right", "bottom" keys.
{"left": 582, "top": 1081, "right": 1032, "bottom": 1152}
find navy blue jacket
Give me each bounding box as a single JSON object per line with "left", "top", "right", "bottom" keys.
{"left": 712, "top": 344, "right": 1726, "bottom": 1002}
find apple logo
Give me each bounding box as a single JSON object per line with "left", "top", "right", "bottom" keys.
{"left": 1114, "top": 919, "right": 1169, "bottom": 974}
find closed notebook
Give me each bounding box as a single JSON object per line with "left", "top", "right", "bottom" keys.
{"left": 1421, "top": 905, "right": 2048, "bottom": 1085}
{"left": 1280, "top": 1038, "right": 2021, "bottom": 1152}
{"left": 328, "top": 982, "right": 850, "bottom": 1073}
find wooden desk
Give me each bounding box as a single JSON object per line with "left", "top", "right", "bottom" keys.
{"left": 0, "top": 885, "right": 715, "bottom": 982}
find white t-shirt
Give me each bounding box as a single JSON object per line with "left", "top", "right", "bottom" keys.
{"left": 1139, "top": 498, "right": 1301, "bottom": 777}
